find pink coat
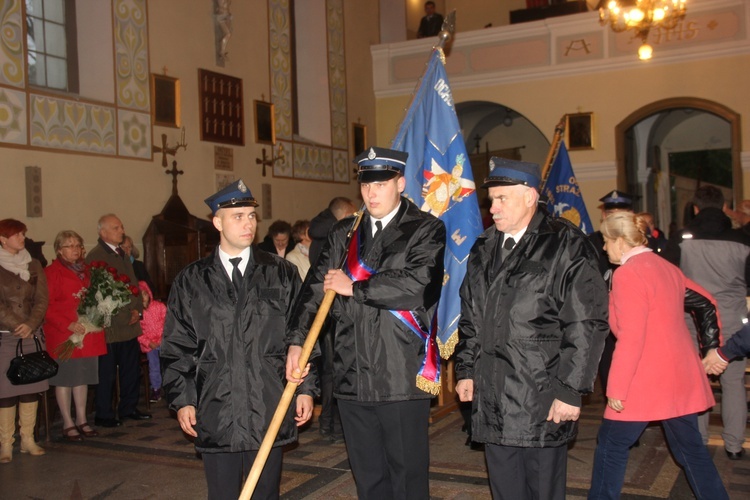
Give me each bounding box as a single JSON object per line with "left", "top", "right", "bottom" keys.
{"left": 137, "top": 281, "right": 166, "bottom": 353}
{"left": 606, "top": 251, "right": 715, "bottom": 421}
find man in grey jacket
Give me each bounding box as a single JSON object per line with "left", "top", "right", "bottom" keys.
{"left": 665, "top": 185, "right": 750, "bottom": 460}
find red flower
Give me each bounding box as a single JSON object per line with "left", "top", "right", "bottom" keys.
{"left": 90, "top": 261, "right": 106, "bottom": 269}
{"left": 118, "top": 274, "right": 131, "bottom": 284}
{"left": 128, "top": 285, "right": 140, "bottom": 296}
{"left": 107, "top": 267, "right": 118, "bottom": 276}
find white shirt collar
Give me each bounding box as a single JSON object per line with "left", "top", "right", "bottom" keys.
{"left": 105, "top": 242, "right": 120, "bottom": 253}
{"left": 503, "top": 226, "right": 527, "bottom": 245}
{"left": 370, "top": 201, "right": 401, "bottom": 236}
{"left": 218, "top": 246, "right": 251, "bottom": 281}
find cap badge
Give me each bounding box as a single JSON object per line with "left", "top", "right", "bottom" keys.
{"left": 367, "top": 148, "right": 376, "bottom": 160}
{"left": 612, "top": 190, "right": 618, "bottom": 199}
{"left": 238, "top": 180, "right": 248, "bottom": 193}
{"left": 489, "top": 158, "right": 495, "bottom": 168}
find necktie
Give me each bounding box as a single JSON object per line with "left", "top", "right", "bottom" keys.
{"left": 229, "top": 257, "right": 242, "bottom": 294}
{"left": 116, "top": 247, "right": 125, "bottom": 258}
{"left": 374, "top": 220, "right": 383, "bottom": 239}
{"left": 492, "top": 236, "right": 516, "bottom": 278}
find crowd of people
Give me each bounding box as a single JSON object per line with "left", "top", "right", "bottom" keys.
{"left": 1, "top": 146, "right": 748, "bottom": 500}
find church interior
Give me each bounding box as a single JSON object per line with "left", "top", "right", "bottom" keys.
{"left": 1, "top": 0, "right": 749, "bottom": 497}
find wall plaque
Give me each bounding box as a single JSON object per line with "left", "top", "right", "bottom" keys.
{"left": 199, "top": 69, "right": 244, "bottom": 145}
{"left": 214, "top": 145, "right": 233, "bottom": 171}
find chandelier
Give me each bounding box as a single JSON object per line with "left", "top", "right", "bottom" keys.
{"left": 599, "top": 0, "right": 687, "bottom": 60}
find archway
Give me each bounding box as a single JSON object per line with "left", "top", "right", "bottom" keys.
{"left": 614, "top": 98, "right": 741, "bottom": 233}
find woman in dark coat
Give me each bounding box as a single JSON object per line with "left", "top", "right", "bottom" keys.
{"left": 0, "top": 219, "right": 49, "bottom": 463}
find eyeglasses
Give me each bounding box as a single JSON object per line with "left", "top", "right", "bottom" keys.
{"left": 61, "top": 245, "right": 84, "bottom": 249}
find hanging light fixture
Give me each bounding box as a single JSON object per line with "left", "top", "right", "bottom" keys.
{"left": 599, "top": 0, "right": 687, "bottom": 60}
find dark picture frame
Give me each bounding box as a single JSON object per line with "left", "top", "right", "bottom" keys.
{"left": 254, "top": 100, "right": 275, "bottom": 145}
{"left": 198, "top": 69, "right": 244, "bottom": 146}
{"left": 151, "top": 74, "right": 180, "bottom": 128}
{"left": 566, "top": 112, "right": 594, "bottom": 150}
{"left": 353, "top": 123, "right": 367, "bottom": 157}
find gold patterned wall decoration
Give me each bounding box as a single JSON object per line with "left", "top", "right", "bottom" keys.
{"left": 0, "top": 0, "right": 24, "bottom": 88}
{"left": 118, "top": 109, "right": 151, "bottom": 158}
{"left": 268, "top": 0, "right": 292, "bottom": 141}
{"left": 114, "top": 0, "right": 149, "bottom": 111}
{"left": 332, "top": 150, "right": 349, "bottom": 183}
{"left": 293, "top": 143, "right": 333, "bottom": 180}
{"left": 0, "top": 87, "right": 26, "bottom": 144}
{"left": 327, "top": 0, "right": 347, "bottom": 150}
{"left": 29, "top": 94, "right": 116, "bottom": 154}
{"left": 268, "top": 0, "right": 349, "bottom": 183}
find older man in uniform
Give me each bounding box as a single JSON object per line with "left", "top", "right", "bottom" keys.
{"left": 455, "top": 158, "right": 608, "bottom": 500}
{"left": 161, "top": 180, "right": 315, "bottom": 499}
{"left": 287, "top": 147, "right": 446, "bottom": 500}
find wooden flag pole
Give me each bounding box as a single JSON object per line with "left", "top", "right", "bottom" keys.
{"left": 238, "top": 209, "right": 365, "bottom": 500}
{"left": 540, "top": 115, "right": 567, "bottom": 190}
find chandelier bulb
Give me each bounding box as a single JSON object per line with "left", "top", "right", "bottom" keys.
{"left": 638, "top": 43, "right": 653, "bottom": 60}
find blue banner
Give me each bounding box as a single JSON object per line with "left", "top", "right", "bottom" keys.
{"left": 542, "top": 141, "right": 593, "bottom": 234}
{"left": 392, "top": 50, "right": 483, "bottom": 358}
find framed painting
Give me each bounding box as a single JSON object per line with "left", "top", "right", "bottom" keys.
{"left": 254, "top": 100, "right": 275, "bottom": 145}
{"left": 151, "top": 74, "right": 180, "bottom": 128}
{"left": 566, "top": 112, "right": 594, "bottom": 150}
{"left": 353, "top": 123, "right": 367, "bottom": 157}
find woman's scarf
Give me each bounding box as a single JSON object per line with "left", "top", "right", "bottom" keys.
{"left": 0, "top": 247, "right": 32, "bottom": 281}
{"left": 58, "top": 256, "right": 86, "bottom": 281}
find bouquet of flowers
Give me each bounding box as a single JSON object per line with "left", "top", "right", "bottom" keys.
{"left": 54, "top": 261, "right": 140, "bottom": 360}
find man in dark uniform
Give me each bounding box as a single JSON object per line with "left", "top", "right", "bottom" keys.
{"left": 161, "top": 180, "right": 315, "bottom": 499}
{"left": 287, "top": 147, "right": 446, "bottom": 500}
{"left": 455, "top": 158, "right": 608, "bottom": 500}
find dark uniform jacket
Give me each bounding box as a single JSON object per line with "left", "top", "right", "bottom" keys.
{"left": 455, "top": 208, "right": 609, "bottom": 447}
{"left": 86, "top": 239, "right": 142, "bottom": 343}
{"left": 289, "top": 198, "right": 446, "bottom": 402}
{"left": 161, "top": 247, "right": 314, "bottom": 453}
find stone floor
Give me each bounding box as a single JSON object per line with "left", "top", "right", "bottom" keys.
{"left": 0, "top": 390, "right": 748, "bottom": 499}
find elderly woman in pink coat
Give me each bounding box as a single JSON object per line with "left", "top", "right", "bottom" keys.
{"left": 588, "top": 212, "right": 728, "bottom": 500}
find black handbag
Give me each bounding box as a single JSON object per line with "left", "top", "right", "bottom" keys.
{"left": 6, "top": 335, "right": 58, "bottom": 385}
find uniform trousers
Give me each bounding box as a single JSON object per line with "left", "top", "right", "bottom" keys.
{"left": 202, "top": 447, "right": 282, "bottom": 500}
{"left": 697, "top": 357, "right": 747, "bottom": 452}
{"left": 485, "top": 442, "right": 567, "bottom": 500}
{"left": 95, "top": 337, "right": 141, "bottom": 419}
{"left": 338, "top": 398, "right": 430, "bottom": 500}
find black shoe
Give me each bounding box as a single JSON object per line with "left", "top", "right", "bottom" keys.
{"left": 94, "top": 417, "right": 121, "bottom": 428}
{"left": 121, "top": 409, "right": 152, "bottom": 421}
{"left": 329, "top": 433, "right": 345, "bottom": 444}
{"left": 726, "top": 449, "right": 744, "bottom": 460}
{"left": 149, "top": 388, "right": 162, "bottom": 403}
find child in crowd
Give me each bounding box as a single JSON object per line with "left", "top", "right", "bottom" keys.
{"left": 138, "top": 281, "right": 166, "bottom": 403}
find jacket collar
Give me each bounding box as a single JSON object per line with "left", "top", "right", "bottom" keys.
{"left": 97, "top": 237, "right": 119, "bottom": 255}
{"left": 688, "top": 207, "right": 732, "bottom": 236}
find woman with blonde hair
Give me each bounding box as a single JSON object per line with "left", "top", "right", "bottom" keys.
{"left": 588, "top": 212, "right": 727, "bottom": 499}
{"left": 44, "top": 230, "right": 107, "bottom": 441}
{"left": 0, "top": 219, "right": 49, "bottom": 463}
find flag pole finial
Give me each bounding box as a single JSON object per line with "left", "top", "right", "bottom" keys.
{"left": 434, "top": 10, "right": 456, "bottom": 52}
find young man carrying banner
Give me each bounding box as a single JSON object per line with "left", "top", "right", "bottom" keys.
{"left": 287, "top": 146, "right": 446, "bottom": 500}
